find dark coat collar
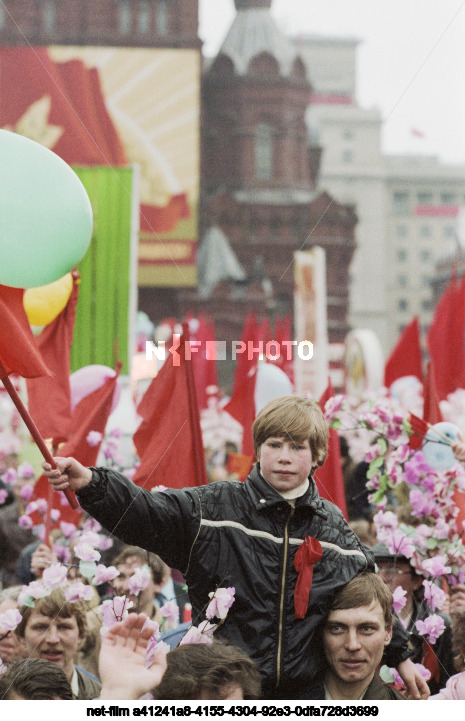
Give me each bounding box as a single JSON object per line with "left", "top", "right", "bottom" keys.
{"left": 245, "top": 463, "right": 328, "bottom": 518}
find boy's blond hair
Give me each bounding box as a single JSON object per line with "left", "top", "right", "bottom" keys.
{"left": 252, "top": 395, "right": 328, "bottom": 468}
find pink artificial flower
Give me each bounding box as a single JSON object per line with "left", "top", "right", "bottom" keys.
{"left": 17, "top": 462, "right": 35, "bottom": 479}
{"left": 404, "top": 452, "right": 432, "bottom": 486}
{"left": 50, "top": 509, "right": 61, "bottom": 522}
{"left": 205, "top": 587, "right": 236, "bottom": 620}
{"left": 35, "top": 499, "right": 48, "bottom": 514}
{"left": 25, "top": 501, "right": 38, "bottom": 515}
{"left": 364, "top": 444, "right": 383, "bottom": 463}
{"left": 124, "top": 467, "right": 137, "bottom": 480}
{"left": 0, "top": 489, "right": 8, "bottom": 505}
{"left": 409, "top": 488, "right": 436, "bottom": 518}
{"left": 18, "top": 586, "right": 34, "bottom": 607}
{"left": 74, "top": 541, "right": 101, "bottom": 563}
{"left": 78, "top": 530, "right": 101, "bottom": 547}
{"left": 53, "top": 544, "right": 71, "bottom": 564}
{"left": 432, "top": 519, "right": 450, "bottom": 540}
{"left": 373, "top": 510, "right": 398, "bottom": 534}
{"left": 160, "top": 600, "right": 179, "bottom": 625}
{"left": 86, "top": 431, "right": 102, "bottom": 447}
{"left": 414, "top": 524, "right": 432, "bottom": 551}
{"left": 179, "top": 621, "right": 217, "bottom": 646}
{"left": 145, "top": 640, "right": 170, "bottom": 668}
{"left": 111, "top": 427, "right": 123, "bottom": 439}
{"left": 26, "top": 581, "right": 50, "bottom": 599}
{"left": 422, "top": 555, "right": 451, "bottom": 578}
{"left": 2, "top": 468, "right": 17, "bottom": 486}
{"left": 19, "top": 483, "right": 34, "bottom": 501}
{"left": 64, "top": 582, "right": 94, "bottom": 603}
{"left": 423, "top": 581, "right": 446, "bottom": 612}
{"left": 128, "top": 565, "right": 151, "bottom": 596}
{"left": 97, "top": 536, "right": 113, "bottom": 551}
{"left": 92, "top": 564, "right": 120, "bottom": 586}
{"left": 142, "top": 617, "right": 160, "bottom": 638}
{"left": 415, "top": 614, "right": 446, "bottom": 644}
{"left": 387, "top": 529, "right": 415, "bottom": 559}
{"left": 0, "top": 608, "right": 22, "bottom": 631}
{"left": 414, "top": 663, "right": 432, "bottom": 682}
{"left": 101, "top": 596, "right": 133, "bottom": 626}
{"left": 392, "top": 586, "right": 407, "bottom": 614}
{"left": 18, "top": 514, "right": 33, "bottom": 530}
{"left": 42, "top": 563, "right": 68, "bottom": 590}
{"left": 324, "top": 395, "right": 345, "bottom": 422}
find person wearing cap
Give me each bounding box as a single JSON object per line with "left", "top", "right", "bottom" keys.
{"left": 372, "top": 541, "right": 455, "bottom": 694}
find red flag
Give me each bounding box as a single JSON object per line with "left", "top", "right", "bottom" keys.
{"left": 231, "top": 312, "right": 258, "bottom": 398}
{"left": 189, "top": 313, "right": 218, "bottom": 411}
{"left": 426, "top": 275, "right": 465, "bottom": 399}
{"left": 223, "top": 366, "right": 257, "bottom": 457}
{"left": 407, "top": 413, "right": 427, "bottom": 450}
{"left": 384, "top": 317, "right": 423, "bottom": 388}
{"left": 132, "top": 324, "right": 207, "bottom": 489}
{"left": 274, "top": 315, "right": 294, "bottom": 384}
{"left": 32, "top": 363, "right": 121, "bottom": 523}
{"left": 0, "top": 285, "right": 51, "bottom": 379}
{"left": 26, "top": 272, "right": 80, "bottom": 443}
{"left": 422, "top": 360, "right": 443, "bottom": 425}
{"left": 315, "top": 380, "right": 348, "bottom": 518}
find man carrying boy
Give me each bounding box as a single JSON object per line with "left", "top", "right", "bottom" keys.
{"left": 43, "top": 395, "right": 426, "bottom": 699}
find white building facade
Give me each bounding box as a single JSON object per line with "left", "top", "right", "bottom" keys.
{"left": 298, "top": 34, "right": 465, "bottom": 356}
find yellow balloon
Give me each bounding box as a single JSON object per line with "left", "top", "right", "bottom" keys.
{"left": 24, "top": 272, "right": 73, "bottom": 326}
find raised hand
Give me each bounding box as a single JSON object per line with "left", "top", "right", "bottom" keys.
{"left": 99, "top": 613, "right": 168, "bottom": 700}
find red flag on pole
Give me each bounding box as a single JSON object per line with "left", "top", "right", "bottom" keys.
{"left": 189, "top": 313, "right": 218, "bottom": 411}
{"left": 384, "top": 316, "right": 423, "bottom": 388}
{"left": 426, "top": 275, "right": 465, "bottom": 399}
{"left": 231, "top": 312, "right": 258, "bottom": 398}
{"left": 315, "top": 379, "right": 348, "bottom": 519}
{"left": 132, "top": 323, "right": 207, "bottom": 489}
{"left": 32, "top": 362, "right": 122, "bottom": 522}
{"left": 26, "top": 272, "right": 80, "bottom": 444}
{"left": 223, "top": 365, "right": 257, "bottom": 458}
{"left": 0, "top": 284, "right": 78, "bottom": 509}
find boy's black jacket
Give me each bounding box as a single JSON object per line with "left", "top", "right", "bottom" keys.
{"left": 78, "top": 464, "right": 411, "bottom": 698}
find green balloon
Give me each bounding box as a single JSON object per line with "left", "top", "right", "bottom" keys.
{"left": 0, "top": 130, "right": 93, "bottom": 288}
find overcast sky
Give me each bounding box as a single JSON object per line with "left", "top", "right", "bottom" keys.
{"left": 199, "top": 0, "right": 465, "bottom": 165}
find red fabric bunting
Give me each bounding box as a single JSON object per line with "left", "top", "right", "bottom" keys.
{"left": 293, "top": 535, "right": 323, "bottom": 619}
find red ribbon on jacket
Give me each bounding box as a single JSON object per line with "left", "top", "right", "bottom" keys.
{"left": 293, "top": 535, "right": 323, "bottom": 619}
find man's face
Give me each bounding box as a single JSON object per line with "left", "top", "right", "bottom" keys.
{"left": 22, "top": 611, "right": 82, "bottom": 681}
{"left": 257, "top": 437, "right": 313, "bottom": 493}
{"left": 376, "top": 560, "right": 420, "bottom": 598}
{"left": 113, "top": 556, "right": 158, "bottom": 611}
{"left": 0, "top": 599, "right": 25, "bottom": 663}
{"left": 323, "top": 601, "right": 392, "bottom": 691}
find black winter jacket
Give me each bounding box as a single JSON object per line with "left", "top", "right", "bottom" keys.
{"left": 77, "top": 464, "right": 410, "bottom": 698}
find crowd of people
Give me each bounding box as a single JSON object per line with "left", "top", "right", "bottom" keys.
{"left": 1, "top": 394, "right": 465, "bottom": 702}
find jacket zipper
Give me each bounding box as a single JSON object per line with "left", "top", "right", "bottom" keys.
{"left": 276, "top": 505, "right": 294, "bottom": 688}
